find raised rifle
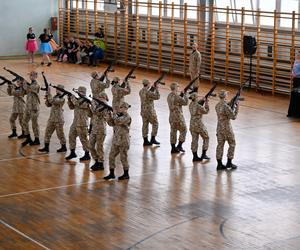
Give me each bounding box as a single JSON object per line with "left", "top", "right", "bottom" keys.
{"left": 99, "top": 62, "right": 115, "bottom": 82}
{"left": 198, "top": 82, "right": 218, "bottom": 105}
{"left": 41, "top": 72, "right": 49, "bottom": 92}
{"left": 0, "top": 76, "right": 12, "bottom": 86}
{"left": 3, "top": 67, "right": 24, "bottom": 82}
{"left": 49, "top": 83, "right": 73, "bottom": 98}
{"left": 120, "top": 66, "right": 137, "bottom": 88}
{"left": 73, "top": 88, "right": 92, "bottom": 104}
{"left": 228, "top": 85, "right": 244, "bottom": 111}
{"left": 89, "top": 95, "right": 113, "bottom": 112}
{"left": 149, "top": 72, "right": 166, "bottom": 92}
{"left": 180, "top": 75, "right": 200, "bottom": 97}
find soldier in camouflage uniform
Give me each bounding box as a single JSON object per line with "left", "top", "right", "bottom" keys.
{"left": 21, "top": 71, "right": 41, "bottom": 147}
{"left": 111, "top": 76, "right": 131, "bottom": 112}
{"left": 38, "top": 85, "right": 67, "bottom": 153}
{"left": 189, "top": 43, "right": 201, "bottom": 93}
{"left": 90, "top": 71, "right": 110, "bottom": 98}
{"left": 167, "top": 82, "right": 188, "bottom": 154}
{"left": 215, "top": 90, "right": 239, "bottom": 170}
{"left": 65, "top": 86, "right": 92, "bottom": 161}
{"left": 189, "top": 92, "right": 210, "bottom": 162}
{"left": 104, "top": 102, "right": 131, "bottom": 180}
{"left": 7, "top": 79, "right": 26, "bottom": 139}
{"left": 89, "top": 92, "right": 109, "bottom": 171}
{"left": 139, "top": 79, "right": 160, "bottom": 146}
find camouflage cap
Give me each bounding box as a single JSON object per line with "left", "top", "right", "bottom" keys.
{"left": 119, "top": 101, "right": 131, "bottom": 109}
{"left": 57, "top": 84, "right": 64, "bottom": 89}
{"left": 170, "top": 82, "right": 179, "bottom": 90}
{"left": 113, "top": 76, "right": 120, "bottom": 82}
{"left": 219, "top": 89, "right": 228, "bottom": 99}
{"left": 98, "top": 92, "right": 108, "bottom": 100}
{"left": 91, "top": 71, "right": 98, "bottom": 78}
{"left": 29, "top": 71, "right": 38, "bottom": 77}
{"left": 142, "top": 79, "right": 150, "bottom": 86}
{"left": 189, "top": 92, "right": 198, "bottom": 101}
{"left": 78, "top": 86, "right": 87, "bottom": 94}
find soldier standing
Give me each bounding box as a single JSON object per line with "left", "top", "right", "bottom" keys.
{"left": 90, "top": 71, "right": 110, "bottom": 98}
{"left": 189, "top": 92, "right": 210, "bottom": 162}
{"left": 38, "top": 85, "right": 67, "bottom": 153}
{"left": 65, "top": 86, "right": 92, "bottom": 161}
{"left": 139, "top": 79, "right": 160, "bottom": 146}
{"left": 7, "top": 79, "right": 26, "bottom": 139}
{"left": 215, "top": 90, "right": 239, "bottom": 170}
{"left": 21, "top": 71, "right": 41, "bottom": 146}
{"left": 189, "top": 43, "right": 201, "bottom": 93}
{"left": 111, "top": 76, "right": 131, "bottom": 111}
{"left": 167, "top": 82, "right": 188, "bottom": 154}
{"left": 103, "top": 102, "right": 131, "bottom": 180}
{"left": 89, "top": 92, "right": 109, "bottom": 171}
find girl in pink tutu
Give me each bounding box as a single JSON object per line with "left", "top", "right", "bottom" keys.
{"left": 25, "top": 27, "right": 38, "bottom": 63}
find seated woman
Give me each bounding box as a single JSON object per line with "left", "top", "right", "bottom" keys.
{"left": 287, "top": 53, "right": 300, "bottom": 118}
{"left": 89, "top": 38, "right": 105, "bottom": 66}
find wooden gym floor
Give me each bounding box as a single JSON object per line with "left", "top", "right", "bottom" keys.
{"left": 0, "top": 58, "right": 300, "bottom": 250}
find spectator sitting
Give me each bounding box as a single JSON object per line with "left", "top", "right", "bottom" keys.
{"left": 56, "top": 38, "right": 69, "bottom": 62}
{"left": 74, "top": 39, "right": 83, "bottom": 64}
{"left": 90, "top": 38, "right": 106, "bottom": 66}
{"left": 95, "top": 27, "right": 104, "bottom": 39}
{"left": 66, "top": 36, "right": 77, "bottom": 63}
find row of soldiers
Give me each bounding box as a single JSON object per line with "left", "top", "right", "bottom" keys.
{"left": 3, "top": 65, "right": 239, "bottom": 176}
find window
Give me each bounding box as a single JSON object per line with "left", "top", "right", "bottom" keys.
{"left": 259, "top": 0, "right": 276, "bottom": 26}
{"left": 184, "top": 0, "right": 198, "bottom": 19}
{"left": 72, "top": 0, "right": 83, "bottom": 9}
{"left": 280, "top": 0, "right": 298, "bottom": 28}
{"left": 132, "top": 0, "right": 148, "bottom": 15}
{"left": 215, "top": 0, "right": 232, "bottom": 22}
{"left": 235, "top": 0, "right": 257, "bottom": 24}
{"left": 167, "top": 0, "right": 180, "bottom": 18}
{"left": 152, "top": 0, "right": 160, "bottom": 16}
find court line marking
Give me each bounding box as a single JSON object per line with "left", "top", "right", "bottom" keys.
{"left": 0, "top": 219, "right": 51, "bottom": 250}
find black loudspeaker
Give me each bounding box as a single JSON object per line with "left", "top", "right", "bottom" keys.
{"left": 243, "top": 35, "right": 257, "bottom": 55}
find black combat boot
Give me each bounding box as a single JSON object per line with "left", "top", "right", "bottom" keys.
{"left": 226, "top": 158, "right": 238, "bottom": 169}
{"left": 91, "top": 160, "right": 104, "bottom": 171}
{"left": 79, "top": 151, "right": 91, "bottom": 161}
{"left": 118, "top": 169, "right": 130, "bottom": 180}
{"left": 103, "top": 169, "right": 115, "bottom": 180}
{"left": 192, "top": 152, "right": 202, "bottom": 162}
{"left": 176, "top": 141, "right": 185, "bottom": 152}
{"left": 30, "top": 137, "right": 40, "bottom": 146}
{"left": 216, "top": 159, "right": 227, "bottom": 171}
{"left": 65, "top": 149, "right": 77, "bottom": 160}
{"left": 8, "top": 129, "right": 17, "bottom": 138}
{"left": 57, "top": 144, "right": 67, "bottom": 153}
{"left": 18, "top": 131, "right": 26, "bottom": 139}
{"left": 143, "top": 137, "right": 152, "bottom": 146}
{"left": 150, "top": 136, "right": 160, "bottom": 145}
{"left": 200, "top": 149, "right": 210, "bottom": 161}
{"left": 38, "top": 143, "right": 49, "bottom": 153}
{"left": 171, "top": 144, "right": 180, "bottom": 154}
{"left": 21, "top": 135, "right": 33, "bottom": 147}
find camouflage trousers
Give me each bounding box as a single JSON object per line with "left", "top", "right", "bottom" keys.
{"left": 109, "top": 144, "right": 129, "bottom": 170}
{"left": 170, "top": 121, "right": 187, "bottom": 144}
{"left": 216, "top": 131, "right": 236, "bottom": 160}
{"left": 142, "top": 114, "right": 158, "bottom": 138}
{"left": 89, "top": 132, "right": 106, "bottom": 162}
{"left": 190, "top": 127, "right": 209, "bottom": 152}
{"left": 68, "top": 124, "right": 89, "bottom": 151}
{"left": 23, "top": 109, "right": 39, "bottom": 137}
{"left": 190, "top": 70, "right": 200, "bottom": 89}
{"left": 44, "top": 122, "right": 66, "bottom": 144}
{"left": 10, "top": 112, "right": 23, "bottom": 130}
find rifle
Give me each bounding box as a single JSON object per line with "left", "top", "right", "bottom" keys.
{"left": 49, "top": 83, "right": 73, "bottom": 98}
{"left": 99, "top": 62, "right": 114, "bottom": 82}
{"left": 120, "top": 66, "right": 136, "bottom": 88}
{"left": 89, "top": 95, "right": 113, "bottom": 112}
{"left": 73, "top": 88, "right": 92, "bottom": 104}
{"left": 149, "top": 72, "right": 166, "bottom": 92}
{"left": 228, "top": 85, "right": 244, "bottom": 111}
{"left": 180, "top": 75, "right": 200, "bottom": 97}
{"left": 3, "top": 67, "right": 24, "bottom": 82}
{"left": 41, "top": 72, "right": 49, "bottom": 92}
{"left": 198, "top": 82, "right": 218, "bottom": 105}
{"left": 0, "top": 76, "right": 12, "bottom": 86}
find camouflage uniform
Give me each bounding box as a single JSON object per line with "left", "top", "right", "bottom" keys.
{"left": 7, "top": 84, "right": 25, "bottom": 130}
{"left": 189, "top": 99, "right": 209, "bottom": 152}
{"left": 139, "top": 86, "right": 160, "bottom": 137}
{"left": 167, "top": 91, "right": 188, "bottom": 144}
{"left": 68, "top": 95, "right": 91, "bottom": 151}
{"left": 107, "top": 110, "right": 131, "bottom": 170}
{"left": 189, "top": 49, "right": 201, "bottom": 88}
{"left": 215, "top": 99, "right": 238, "bottom": 160}
{"left": 44, "top": 93, "right": 66, "bottom": 144}
{"left": 111, "top": 83, "right": 131, "bottom": 111}
{"left": 89, "top": 100, "right": 107, "bottom": 162}
{"left": 22, "top": 80, "right": 40, "bottom": 137}
{"left": 90, "top": 78, "right": 110, "bottom": 99}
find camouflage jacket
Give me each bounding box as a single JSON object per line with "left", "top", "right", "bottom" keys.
{"left": 215, "top": 100, "right": 238, "bottom": 134}
{"left": 7, "top": 85, "right": 25, "bottom": 113}
{"left": 139, "top": 87, "right": 160, "bottom": 116}
{"left": 23, "top": 80, "right": 40, "bottom": 111}
{"left": 46, "top": 93, "right": 65, "bottom": 123}
{"left": 68, "top": 95, "right": 92, "bottom": 127}
{"left": 167, "top": 92, "right": 188, "bottom": 123}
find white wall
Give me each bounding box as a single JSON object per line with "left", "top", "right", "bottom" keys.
{"left": 0, "top": 0, "right": 58, "bottom": 56}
